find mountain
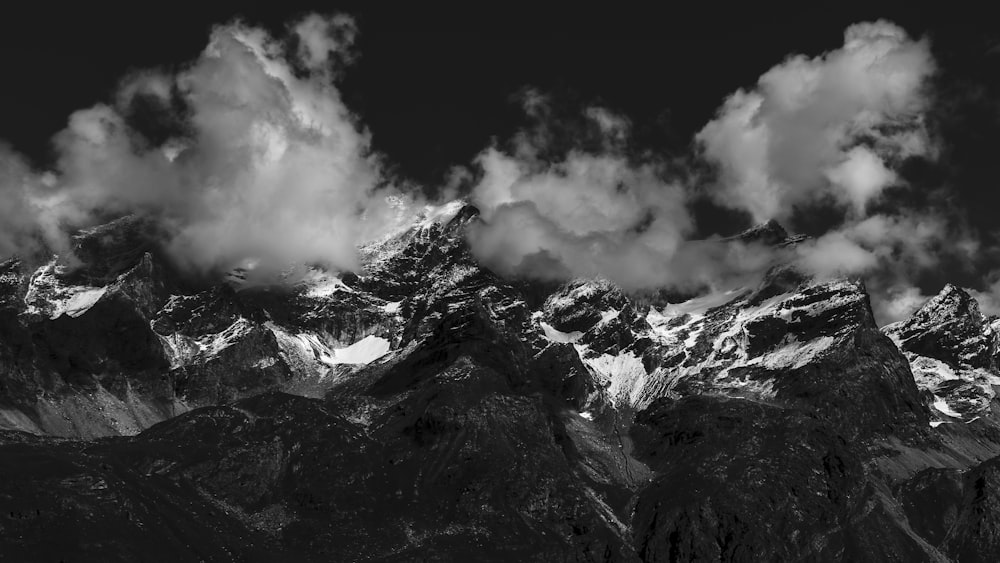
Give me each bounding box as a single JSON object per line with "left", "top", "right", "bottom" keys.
{"left": 4, "top": 204, "right": 1000, "bottom": 560}
{"left": 885, "top": 284, "right": 1000, "bottom": 423}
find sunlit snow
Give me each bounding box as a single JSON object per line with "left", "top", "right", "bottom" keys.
{"left": 332, "top": 335, "right": 391, "bottom": 364}
{"left": 932, "top": 396, "right": 962, "bottom": 418}
{"left": 539, "top": 321, "right": 584, "bottom": 344}
{"left": 24, "top": 260, "right": 108, "bottom": 319}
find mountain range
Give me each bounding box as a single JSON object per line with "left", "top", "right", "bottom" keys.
{"left": 2, "top": 202, "right": 1000, "bottom": 561}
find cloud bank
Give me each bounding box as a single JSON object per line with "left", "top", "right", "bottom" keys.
{"left": 0, "top": 15, "right": 982, "bottom": 324}
{"left": 466, "top": 20, "right": 958, "bottom": 311}
{"left": 1, "top": 14, "right": 420, "bottom": 275}
{"left": 465, "top": 99, "right": 787, "bottom": 292}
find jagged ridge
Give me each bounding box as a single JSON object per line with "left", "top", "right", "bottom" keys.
{"left": 4, "top": 214, "right": 1000, "bottom": 560}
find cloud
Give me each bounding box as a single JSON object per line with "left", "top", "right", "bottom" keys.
{"left": 467, "top": 101, "right": 705, "bottom": 290}
{"left": 690, "top": 20, "right": 981, "bottom": 324}
{"left": 292, "top": 13, "right": 358, "bottom": 72}
{"left": 0, "top": 15, "right": 975, "bottom": 322}
{"left": 969, "top": 277, "right": 1000, "bottom": 317}
{"left": 825, "top": 146, "right": 897, "bottom": 215}
{"left": 791, "top": 211, "right": 984, "bottom": 325}
{"left": 0, "top": 145, "right": 46, "bottom": 260}
{"left": 0, "top": 14, "right": 422, "bottom": 275}
{"left": 794, "top": 231, "right": 879, "bottom": 278}
{"left": 466, "top": 100, "right": 794, "bottom": 292}
{"left": 697, "top": 20, "right": 935, "bottom": 223}
{"left": 793, "top": 212, "right": 952, "bottom": 281}
{"left": 467, "top": 22, "right": 946, "bottom": 294}
{"left": 874, "top": 284, "right": 932, "bottom": 325}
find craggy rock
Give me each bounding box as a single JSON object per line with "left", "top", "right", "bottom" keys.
{"left": 6, "top": 212, "right": 1000, "bottom": 560}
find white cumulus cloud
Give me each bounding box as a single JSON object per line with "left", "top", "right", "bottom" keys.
{"left": 697, "top": 20, "right": 935, "bottom": 222}
{"left": 2, "top": 14, "right": 422, "bottom": 276}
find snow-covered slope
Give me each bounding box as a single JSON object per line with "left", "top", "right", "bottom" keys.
{"left": 0, "top": 202, "right": 474, "bottom": 437}
{"left": 533, "top": 273, "right": 924, "bottom": 439}
{"left": 885, "top": 284, "right": 1000, "bottom": 426}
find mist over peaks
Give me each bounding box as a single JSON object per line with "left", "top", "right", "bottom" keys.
{"left": 1, "top": 14, "right": 423, "bottom": 276}
{"left": 0, "top": 15, "right": 988, "bottom": 324}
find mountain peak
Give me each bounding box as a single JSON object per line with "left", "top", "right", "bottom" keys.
{"left": 4, "top": 199, "right": 1000, "bottom": 560}
{"left": 914, "top": 283, "right": 981, "bottom": 325}
{"left": 724, "top": 219, "right": 805, "bottom": 246}
{"left": 884, "top": 283, "right": 994, "bottom": 369}
{"left": 728, "top": 219, "right": 792, "bottom": 246}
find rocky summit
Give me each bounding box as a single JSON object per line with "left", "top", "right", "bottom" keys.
{"left": 4, "top": 203, "right": 1000, "bottom": 561}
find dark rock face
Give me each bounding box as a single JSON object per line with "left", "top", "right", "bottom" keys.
{"left": 898, "top": 467, "right": 965, "bottom": 548}
{"left": 631, "top": 396, "right": 938, "bottom": 561}
{"left": 543, "top": 279, "right": 644, "bottom": 357}
{"left": 727, "top": 219, "right": 790, "bottom": 245}
{"left": 894, "top": 456, "right": 1000, "bottom": 562}
{"left": 29, "top": 255, "right": 169, "bottom": 383}
{"left": 5, "top": 213, "right": 1000, "bottom": 560}
{"left": 0, "top": 396, "right": 360, "bottom": 561}
{"left": 943, "top": 456, "right": 1000, "bottom": 561}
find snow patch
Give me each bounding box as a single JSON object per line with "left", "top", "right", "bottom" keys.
{"left": 598, "top": 309, "right": 620, "bottom": 325}
{"left": 540, "top": 322, "right": 584, "bottom": 344}
{"left": 268, "top": 325, "right": 390, "bottom": 373}
{"left": 932, "top": 396, "right": 962, "bottom": 418}
{"left": 750, "top": 336, "right": 836, "bottom": 371}
{"left": 254, "top": 356, "right": 278, "bottom": 369}
{"left": 333, "top": 335, "right": 391, "bottom": 365}
{"left": 61, "top": 287, "right": 108, "bottom": 318}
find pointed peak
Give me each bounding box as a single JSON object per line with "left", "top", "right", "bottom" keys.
{"left": 728, "top": 219, "right": 790, "bottom": 246}
{"left": 921, "top": 283, "right": 979, "bottom": 316}
{"left": 886, "top": 283, "right": 994, "bottom": 368}
{"left": 939, "top": 283, "right": 965, "bottom": 297}
{"left": 761, "top": 218, "right": 786, "bottom": 231}
{"left": 893, "top": 282, "right": 985, "bottom": 336}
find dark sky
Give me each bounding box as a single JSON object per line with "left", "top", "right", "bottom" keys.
{"left": 0, "top": 5, "right": 984, "bottom": 180}
{"left": 1, "top": 4, "right": 999, "bottom": 295}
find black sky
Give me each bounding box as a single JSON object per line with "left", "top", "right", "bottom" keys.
{"left": 0, "top": 5, "right": 978, "bottom": 178}
{"left": 2, "top": 4, "right": 1000, "bottom": 293}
